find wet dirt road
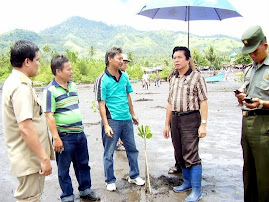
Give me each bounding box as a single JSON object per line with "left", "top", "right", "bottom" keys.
{"left": 0, "top": 75, "right": 244, "bottom": 202}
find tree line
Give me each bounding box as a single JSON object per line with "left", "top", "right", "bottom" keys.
{"left": 0, "top": 44, "right": 252, "bottom": 84}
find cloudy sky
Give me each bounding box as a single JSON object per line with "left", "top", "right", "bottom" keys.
{"left": 0, "top": 0, "right": 268, "bottom": 39}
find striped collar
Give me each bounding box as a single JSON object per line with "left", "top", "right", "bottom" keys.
{"left": 52, "top": 78, "right": 72, "bottom": 87}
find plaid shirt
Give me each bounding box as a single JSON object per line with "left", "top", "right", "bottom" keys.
{"left": 168, "top": 68, "right": 207, "bottom": 112}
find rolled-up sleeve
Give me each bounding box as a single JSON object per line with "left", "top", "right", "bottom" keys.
{"left": 167, "top": 78, "right": 174, "bottom": 104}
{"left": 197, "top": 76, "right": 208, "bottom": 101}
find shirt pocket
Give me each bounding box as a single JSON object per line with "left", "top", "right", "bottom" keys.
{"left": 257, "top": 77, "right": 269, "bottom": 91}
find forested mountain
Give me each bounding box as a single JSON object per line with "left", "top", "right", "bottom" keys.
{"left": 0, "top": 16, "right": 242, "bottom": 57}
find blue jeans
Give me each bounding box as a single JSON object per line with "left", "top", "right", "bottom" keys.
{"left": 56, "top": 131, "right": 92, "bottom": 201}
{"left": 102, "top": 119, "right": 140, "bottom": 183}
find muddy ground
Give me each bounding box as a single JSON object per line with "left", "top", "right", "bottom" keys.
{"left": 0, "top": 73, "right": 244, "bottom": 202}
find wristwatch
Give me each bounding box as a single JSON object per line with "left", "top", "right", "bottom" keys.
{"left": 258, "top": 99, "right": 264, "bottom": 109}
{"left": 201, "top": 120, "right": 207, "bottom": 124}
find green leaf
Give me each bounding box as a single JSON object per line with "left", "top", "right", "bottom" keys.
{"left": 145, "top": 125, "right": 150, "bottom": 134}
{"left": 137, "top": 125, "right": 153, "bottom": 139}
{"left": 138, "top": 126, "right": 142, "bottom": 134}
{"left": 146, "top": 133, "right": 152, "bottom": 139}
{"left": 138, "top": 126, "right": 144, "bottom": 138}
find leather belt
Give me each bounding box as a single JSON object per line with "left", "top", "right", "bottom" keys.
{"left": 172, "top": 110, "right": 199, "bottom": 116}
{"left": 243, "top": 110, "right": 269, "bottom": 117}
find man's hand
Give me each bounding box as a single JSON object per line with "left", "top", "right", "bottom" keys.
{"left": 105, "top": 125, "right": 114, "bottom": 138}
{"left": 234, "top": 91, "right": 246, "bottom": 104}
{"left": 132, "top": 115, "right": 139, "bottom": 125}
{"left": 39, "top": 158, "right": 52, "bottom": 176}
{"left": 244, "top": 98, "right": 261, "bottom": 109}
{"left": 198, "top": 124, "right": 207, "bottom": 138}
{"left": 45, "top": 112, "right": 64, "bottom": 153}
{"left": 53, "top": 137, "right": 64, "bottom": 153}
{"left": 163, "top": 125, "right": 170, "bottom": 139}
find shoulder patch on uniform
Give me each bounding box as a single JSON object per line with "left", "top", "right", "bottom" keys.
{"left": 20, "top": 76, "right": 28, "bottom": 84}
{"left": 264, "top": 74, "right": 269, "bottom": 80}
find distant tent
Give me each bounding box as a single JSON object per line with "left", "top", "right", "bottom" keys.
{"left": 142, "top": 66, "right": 163, "bottom": 74}
{"left": 230, "top": 52, "right": 237, "bottom": 63}
{"left": 230, "top": 52, "right": 237, "bottom": 58}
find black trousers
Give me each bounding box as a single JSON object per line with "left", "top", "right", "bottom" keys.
{"left": 171, "top": 112, "right": 201, "bottom": 168}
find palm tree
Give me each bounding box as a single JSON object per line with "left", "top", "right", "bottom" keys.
{"left": 89, "top": 46, "right": 95, "bottom": 58}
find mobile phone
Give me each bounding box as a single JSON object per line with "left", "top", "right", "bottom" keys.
{"left": 234, "top": 89, "right": 241, "bottom": 94}
{"left": 244, "top": 97, "right": 253, "bottom": 103}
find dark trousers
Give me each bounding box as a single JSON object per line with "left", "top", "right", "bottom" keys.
{"left": 56, "top": 131, "right": 92, "bottom": 199}
{"left": 171, "top": 112, "right": 201, "bottom": 168}
{"left": 170, "top": 123, "right": 181, "bottom": 169}
{"left": 241, "top": 115, "right": 269, "bottom": 202}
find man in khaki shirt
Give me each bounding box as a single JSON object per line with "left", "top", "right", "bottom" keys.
{"left": 2, "top": 40, "right": 54, "bottom": 201}
{"left": 235, "top": 25, "right": 269, "bottom": 202}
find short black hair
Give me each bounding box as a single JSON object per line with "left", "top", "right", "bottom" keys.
{"left": 172, "top": 46, "right": 191, "bottom": 60}
{"left": 50, "top": 55, "right": 69, "bottom": 76}
{"left": 10, "top": 40, "right": 39, "bottom": 68}
{"left": 105, "top": 47, "right": 122, "bottom": 66}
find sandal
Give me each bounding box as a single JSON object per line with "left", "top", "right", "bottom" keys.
{"left": 116, "top": 143, "right": 126, "bottom": 151}
{"left": 168, "top": 166, "right": 181, "bottom": 174}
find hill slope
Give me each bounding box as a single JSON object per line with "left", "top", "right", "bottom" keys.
{"left": 0, "top": 16, "right": 242, "bottom": 56}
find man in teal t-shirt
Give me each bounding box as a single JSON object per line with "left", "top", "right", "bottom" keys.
{"left": 43, "top": 55, "right": 100, "bottom": 202}
{"left": 95, "top": 47, "right": 145, "bottom": 191}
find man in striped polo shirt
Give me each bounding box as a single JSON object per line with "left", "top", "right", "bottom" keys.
{"left": 163, "top": 46, "right": 208, "bottom": 202}
{"left": 94, "top": 47, "right": 145, "bottom": 191}
{"left": 43, "top": 56, "right": 100, "bottom": 202}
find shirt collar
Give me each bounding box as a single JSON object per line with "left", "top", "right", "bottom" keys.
{"left": 262, "top": 55, "right": 269, "bottom": 66}
{"left": 254, "top": 55, "right": 269, "bottom": 69}
{"left": 12, "top": 69, "right": 32, "bottom": 85}
{"left": 105, "top": 67, "right": 122, "bottom": 82}
{"left": 175, "top": 68, "right": 193, "bottom": 78}
{"left": 52, "top": 78, "right": 72, "bottom": 87}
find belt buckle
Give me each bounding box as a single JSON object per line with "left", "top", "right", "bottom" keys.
{"left": 243, "top": 111, "right": 248, "bottom": 117}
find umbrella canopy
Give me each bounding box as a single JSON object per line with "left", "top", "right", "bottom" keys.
{"left": 138, "top": 0, "right": 242, "bottom": 47}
